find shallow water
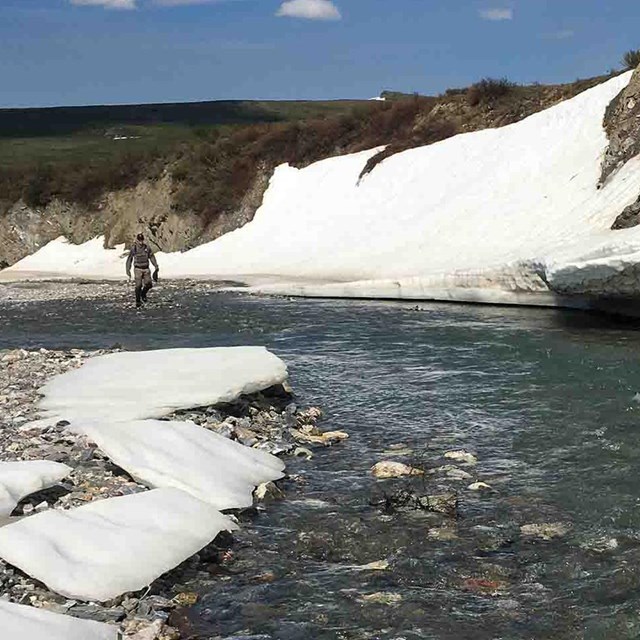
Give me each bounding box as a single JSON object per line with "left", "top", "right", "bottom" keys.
{"left": 3, "top": 283, "right": 640, "bottom": 639}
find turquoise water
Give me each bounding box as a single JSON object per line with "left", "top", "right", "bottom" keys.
{"left": 3, "top": 284, "right": 640, "bottom": 638}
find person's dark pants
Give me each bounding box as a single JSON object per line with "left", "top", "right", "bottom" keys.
{"left": 134, "top": 268, "right": 153, "bottom": 306}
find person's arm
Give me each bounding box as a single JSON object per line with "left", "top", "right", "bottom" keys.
{"left": 149, "top": 248, "right": 159, "bottom": 271}
{"left": 125, "top": 247, "right": 134, "bottom": 277}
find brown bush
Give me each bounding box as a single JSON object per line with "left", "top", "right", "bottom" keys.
{"left": 622, "top": 49, "right": 640, "bottom": 71}
{"left": 467, "top": 78, "right": 517, "bottom": 106}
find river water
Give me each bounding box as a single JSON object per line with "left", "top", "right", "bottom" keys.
{"left": 3, "top": 282, "right": 640, "bottom": 639}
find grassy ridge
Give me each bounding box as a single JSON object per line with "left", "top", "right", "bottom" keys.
{"left": 0, "top": 99, "right": 369, "bottom": 169}
{"left": 0, "top": 98, "right": 375, "bottom": 209}
{"left": 0, "top": 99, "right": 372, "bottom": 138}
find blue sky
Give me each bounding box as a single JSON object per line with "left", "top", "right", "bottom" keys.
{"left": 1, "top": 0, "right": 639, "bottom": 107}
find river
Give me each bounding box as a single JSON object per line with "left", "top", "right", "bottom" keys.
{"left": 2, "top": 281, "right": 640, "bottom": 639}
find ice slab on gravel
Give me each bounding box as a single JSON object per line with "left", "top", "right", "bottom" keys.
{"left": 0, "top": 599, "right": 117, "bottom": 640}
{"left": 80, "top": 418, "right": 285, "bottom": 509}
{"left": 0, "top": 488, "right": 237, "bottom": 602}
{"left": 0, "top": 461, "right": 72, "bottom": 517}
{"left": 39, "top": 346, "right": 288, "bottom": 422}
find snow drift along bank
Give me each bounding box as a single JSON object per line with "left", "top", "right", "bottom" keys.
{"left": 5, "top": 72, "right": 640, "bottom": 306}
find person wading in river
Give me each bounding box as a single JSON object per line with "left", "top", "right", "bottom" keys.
{"left": 125, "top": 233, "right": 159, "bottom": 308}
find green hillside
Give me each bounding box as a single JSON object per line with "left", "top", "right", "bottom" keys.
{"left": 0, "top": 99, "right": 369, "bottom": 169}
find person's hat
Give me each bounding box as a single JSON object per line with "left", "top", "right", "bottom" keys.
{"left": 136, "top": 233, "right": 144, "bottom": 241}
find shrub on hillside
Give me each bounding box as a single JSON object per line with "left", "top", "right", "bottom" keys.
{"left": 443, "top": 87, "right": 467, "bottom": 97}
{"left": 622, "top": 49, "right": 640, "bottom": 71}
{"left": 467, "top": 77, "right": 517, "bottom": 106}
{"left": 23, "top": 165, "right": 54, "bottom": 208}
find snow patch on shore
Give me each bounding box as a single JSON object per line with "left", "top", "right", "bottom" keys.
{"left": 0, "top": 599, "right": 117, "bottom": 640}
{"left": 0, "top": 461, "right": 71, "bottom": 517}
{"left": 0, "top": 347, "right": 288, "bottom": 606}
{"left": 80, "top": 418, "right": 285, "bottom": 510}
{"left": 39, "top": 346, "right": 288, "bottom": 422}
{"left": 0, "top": 488, "right": 237, "bottom": 602}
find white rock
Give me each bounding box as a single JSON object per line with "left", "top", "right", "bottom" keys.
{"left": 358, "top": 559, "right": 390, "bottom": 571}
{"left": 80, "top": 418, "right": 284, "bottom": 510}
{"left": 444, "top": 450, "right": 478, "bottom": 465}
{"left": 39, "top": 347, "right": 288, "bottom": 422}
{"left": 371, "top": 461, "right": 423, "bottom": 479}
{"left": 468, "top": 482, "right": 492, "bottom": 491}
{"left": 0, "top": 461, "right": 72, "bottom": 517}
{"left": 0, "top": 488, "right": 237, "bottom": 602}
{"left": 130, "top": 619, "right": 164, "bottom": 640}
{"left": 0, "top": 599, "right": 117, "bottom": 640}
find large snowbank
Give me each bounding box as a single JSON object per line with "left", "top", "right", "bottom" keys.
{"left": 0, "top": 488, "right": 237, "bottom": 601}
{"left": 5, "top": 72, "right": 640, "bottom": 304}
{"left": 0, "top": 461, "right": 71, "bottom": 517}
{"left": 0, "top": 599, "right": 117, "bottom": 640}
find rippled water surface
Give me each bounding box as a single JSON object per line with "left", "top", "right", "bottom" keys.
{"left": 4, "top": 283, "right": 640, "bottom": 639}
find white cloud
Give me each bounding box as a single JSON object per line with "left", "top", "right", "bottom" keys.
{"left": 70, "top": 0, "right": 136, "bottom": 8}
{"left": 276, "top": 0, "right": 341, "bottom": 21}
{"left": 479, "top": 8, "right": 513, "bottom": 21}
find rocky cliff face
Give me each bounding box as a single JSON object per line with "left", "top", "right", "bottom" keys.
{"left": 604, "top": 65, "right": 640, "bottom": 231}
{"left": 0, "top": 169, "right": 271, "bottom": 269}
{"left": 602, "top": 65, "right": 640, "bottom": 185}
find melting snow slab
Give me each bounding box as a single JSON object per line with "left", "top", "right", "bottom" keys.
{"left": 39, "top": 346, "right": 288, "bottom": 422}
{"left": 0, "top": 461, "right": 72, "bottom": 517}
{"left": 81, "top": 418, "right": 285, "bottom": 510}
{"left": 0, "top": 599, "right": 117, "bottom": 640}
{"left": 0, "top": 488, "right": 237, "bottom": 602}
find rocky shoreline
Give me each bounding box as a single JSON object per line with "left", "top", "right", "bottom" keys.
{"left": 0, "top": 346, "right": 335, "bottom": 639}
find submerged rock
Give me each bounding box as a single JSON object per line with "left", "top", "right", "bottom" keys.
{"left": 579, "top": 536, "right": 619, "bottom": 554}
{"left": 444, "top": 450, "right": 478, "bottom": 466}
{"left": 427, "top": 526, "right": 459, "bottom": 541}
{"left": 416, "top": 493, "right": 458, "bottom": 516}
{"left": 358, "top": 592, "right": 403, "bottom": 605}
{"left": 430, "top": 464, "right": 473, "bottom": 481}
{"left": 371, "top": 461, "right": 424, "bottom": 479}
{"left": 520, "top": 522, "right": 572, "bottom": 541}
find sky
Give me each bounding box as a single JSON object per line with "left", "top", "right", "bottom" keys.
{"left": 1, "top": 0, "right": 639, "bottom": 107}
